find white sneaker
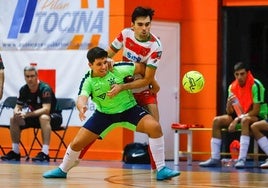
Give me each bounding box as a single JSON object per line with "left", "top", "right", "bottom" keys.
{"left": 260, "top": 158, "right": 268, "bottom": 169}
{"left": 199, "top": 158, "right": 221, "bottom": 167}
{"left": 234, "top": 159, "right": 245, "bottom": 169}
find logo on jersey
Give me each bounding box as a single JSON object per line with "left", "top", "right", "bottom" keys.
{"left": 108, "top": 77, "right": 116, "bottom": 85}
{"left": 97, "top": 93, "right": 106, "bottom": 100}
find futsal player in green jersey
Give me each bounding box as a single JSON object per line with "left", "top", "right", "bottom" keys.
{"left": 43, "top": 47, "right": 180, "bottom": 181}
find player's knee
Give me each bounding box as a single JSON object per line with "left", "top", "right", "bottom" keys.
{"left": 70, "top": 141, "right": 84, "bottom": 151}
{"left": 148, "top": 122, "right": 163, "bottom": 137}
{"left": 212, "top": 117, "right": 222, "bottom": 129}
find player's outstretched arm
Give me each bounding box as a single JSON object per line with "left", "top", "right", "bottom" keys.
{"left": 121, "top": 66, "right": 156, "bottom": 90}
{"left": 76, "top": 95, "right": 88, "bottom": 121}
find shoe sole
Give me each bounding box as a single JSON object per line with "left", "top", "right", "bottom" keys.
{"left": 43, "top": 174, "right": 66, "bottom": 178}
{"left": 157, "top": 172, "right": 181, "bottom": 181}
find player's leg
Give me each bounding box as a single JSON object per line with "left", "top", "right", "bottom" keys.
{"left": 144, "top": 103, "right": 159, "bottom": 170}
{"left": 251, "top": 119, "right": 268, "bottom": 168}
{"left": 199, "top": 114, "right": 234, "bottom": 167}
{"left": 43, "top": 111, "right": 112, "bottom": 178}
{"left": 1, "top": 115, "right": 25, "bottom": 161}
{"left": 43, "top": 127, "right": 99, "bottom": 178}
{"left": 78, "top": 140, "right": 95, "bottom": 158}
{"left": 234, "top": 116, "right": 258, "bottom": 168}
{"left": 135, "top": 91, "right": 159, "bottom": 171}
{"left": 146, "top": 103, "right": 159, "bottom": 121}
{"left": 135, "top": 114, "right": 180, "bottom": 181}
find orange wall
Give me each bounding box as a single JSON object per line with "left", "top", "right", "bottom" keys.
{"left": 125, "top": 0, "right": 181, "bottom": 22}
{"left": 223, "top": 0, "right": 268, "bottom": 6}
{"left": 179, "top": 1, "right": 218, "bottom": 160}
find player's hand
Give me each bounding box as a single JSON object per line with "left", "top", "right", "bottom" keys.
{"left": 227, "top": 95, "right": 236, "bottom": 104}
{"left": 78, "top": 105, "right": 87, "bottom": 121}
{"left": 107, "top": 84, "right": 122, "bottom": 98}
{"left": 107, "top": 58, "right": 114, "bottom": 72}
{"left": 14, "top": 111, "right": 25, "bottom": 119}
{"left": 226, "top": 95, "right": 236, "bottom": 110}
{"left": 149, "top": 84, "right": 160, "bottom": 94}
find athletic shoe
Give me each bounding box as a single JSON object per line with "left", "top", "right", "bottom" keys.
{"left": 199, "top": 158, "right": 221, "bottom": 167}
{"left": 234, "top": 158, "right": 245, "bottom": 169}
{"left": 156, "top": 167, "right": 180, "bottom": 181}
{"left": 1, "top": 150, "right": 21, "bottom": 161}
{"left": 32, "top": 152, "right": 50, "bottom": 162}
{"left": 43, "top": 167, "right": 67, "bottom": 178}
{"left": 260, "top": 158, "right": 268, "bottom": 169}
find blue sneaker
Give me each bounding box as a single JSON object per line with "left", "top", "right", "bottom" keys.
{"left": 43, "top": 167, "right": 67, "bottom": 178}
{"left": 156, "top": 167, "right": 180, "bottom": 181}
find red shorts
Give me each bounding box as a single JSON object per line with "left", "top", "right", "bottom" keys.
{"left": 133, "top": 90, "right": 158, "bottom": 107}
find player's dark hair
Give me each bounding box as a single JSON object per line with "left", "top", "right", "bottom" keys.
{"left": 131, "top": 6, "right": 155, "bottom": 23}
{"left": 87, "top": 47, "right": 108, "bottom": 64}
{"left": 233, "top": 61, "right": 249, "bottom": 72}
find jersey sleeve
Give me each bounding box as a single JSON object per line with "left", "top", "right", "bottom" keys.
{"left": 252, "top": 79, "right": 265, "bottom": 103}
{"left": 146, "top": 35, "right": 162, "bottom": 69}
{"left": 17, "top": 87, "right": 26, "bottom": 106}
{"left": 110, "top": 29, "right": 127, "bottom": 52}
{"left": 227, "top": 84, "right": 233, "bottom": 97}
{"left": 41, "top": 84, "right": 53, "bottom": 104}
{"left": 78, "top": 71, "right": 92, "bottom": 97}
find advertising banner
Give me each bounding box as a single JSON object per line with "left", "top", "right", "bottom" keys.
{"left": 0, "top": 0, "right": 109, "bottom": 50}
{"left": 0, "top": 0, "right": 110, "bottom": 125}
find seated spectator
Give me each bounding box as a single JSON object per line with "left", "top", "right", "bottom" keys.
{"left": 1, "top": 66, "right": 62, "bottom": 162}
{"left": 199, "top": 62, "right": 266, "bottom": 168}
{"left": 251, "top": 117, "right": 268, "bottom": 168}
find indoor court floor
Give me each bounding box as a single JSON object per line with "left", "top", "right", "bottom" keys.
{"left": 0, "top": 159, "right": 267, "bottom": 187}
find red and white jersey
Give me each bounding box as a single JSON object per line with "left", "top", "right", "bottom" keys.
{"left": 110, "top": 28, "right": 162, "bottom": 93}
{"left": 110, "top": 28, "right": 162, "bottom": 67}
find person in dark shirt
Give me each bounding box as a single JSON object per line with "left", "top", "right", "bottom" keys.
{"left": 1, "top": 66, "right": 62, "bottom": 162}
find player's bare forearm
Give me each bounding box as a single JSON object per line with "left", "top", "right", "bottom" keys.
{"left": 77, "top": 95, "right": 88, "bottom": 121}
{"left": 122, "top": 66, "right": 155, "bottom": 90}
{"left": 107, "top": 78, "right": 152, "bottom": 98}
{"left": 25, "top": 106, "right": 50, "bottom": 118}
{"left": 107, "top": 47, "right": 116, "bottom": 58}
{"left": 121, "top": 78, "right": 152, "bottom": 90}
{"left": 76, "top": 96, "right": 88, "bottom": 111}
